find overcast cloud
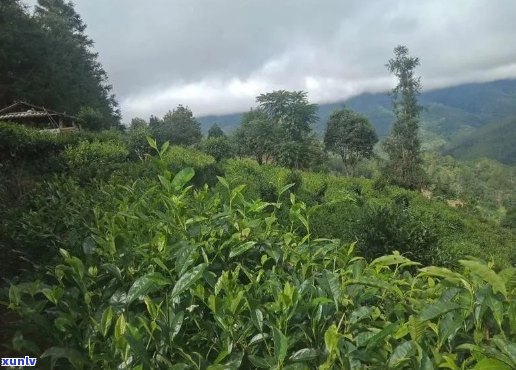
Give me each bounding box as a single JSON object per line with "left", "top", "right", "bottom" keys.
{"left": 25, "top": 0, "right": 516, "bottom": 121}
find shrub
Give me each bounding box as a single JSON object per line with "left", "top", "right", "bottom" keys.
{"left": 357, "top": 202, "right": 439, "bottom": 265}
{"left": 501, "top": 207, "right": 516, "bottom": 229}
{"left": 61, "top": 140, "right": 128, "bottom": 180}
{"left": 202, "top": 136, "right": 235, "bottom": 161}
{"left": 4, "top": 165, "right": 516, "bottom": 369}
{"left": 126, "top": 124, "right": 153, "bottom": 160}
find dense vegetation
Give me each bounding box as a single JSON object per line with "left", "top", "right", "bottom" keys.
{"left": 1, "top": 2, "right": 515, "bottom": 368}
{"left": 1, "top": 118, "right": 515, "bottom": 367}
{"left": 1, "top": 135, "right": 515, "bottom": 369}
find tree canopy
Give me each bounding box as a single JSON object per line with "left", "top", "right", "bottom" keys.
{"left": 0, "top": 0, "right": 120, "bottom": 128}
{"left": 257, "top": 90, "right": 318, "bottom": 141}
{"left": 324, "top": 108, "right": 378, "bottom": 176}
{"left": 234, "top": 109, "right": 277, "bottom": 164}
{"left": 153, "top": 105, "right": 202, "bottom": 146}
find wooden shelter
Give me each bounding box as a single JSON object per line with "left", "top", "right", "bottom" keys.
{"left": 0, "top": 101, "right": 79, "bottom": 133}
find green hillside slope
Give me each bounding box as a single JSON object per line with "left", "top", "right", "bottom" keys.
{"left": 444, "top": 115, "right": 516, "bottom": 164}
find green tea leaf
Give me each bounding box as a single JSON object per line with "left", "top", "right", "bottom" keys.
{"left": 371, "top": 253, "right": 419, "bottom": 267}
{"left": 171, "top": 264, "right": 207, "bottom": 299}
{"left": 289, "top": 348, "right": 319, "bottom": 361}
{"left": 146, "top": 136, "right": 158, "bottom": 150}
{"left": 100, "top": 306, "right": 113, "bottom": 337}
{"left": 127, "top": 272, "right": 170, "bottom": 303}
{"left": 273, "top": 326, "right": 289, "bottom": 365}
{"left": 387, "top": 340, "right": 417, "bottom": 368}
{"left": 420, "top": 301, "right": 461, "bottom": 321}
{"left": 229, "top": 241, "right": 256, "bottom": 258}
{"left": 217, "top": 176, "right": 230, "bottom": 189}
{"left": 460, "top": 260, "right": 507, "bottom": 298}
{"left": 114, "top": 314, "right": 126, "bottom": 344}
{"left": 248, "top": 355, "right": 274, "bottom": 368}
{"left": 172, "top": 167, "right": 195, "bottom": 191}
{"left": 174, "top": 241, "right": 198, "bottom": 276}
{"left": 323, "top": 270, "right": 341, "bottom": 309}
{"left": 473, "top": 358, "right": 512, "bottom": 370}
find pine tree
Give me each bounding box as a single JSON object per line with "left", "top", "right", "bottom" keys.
{"left": 34, "top": 0, "right": 120, "bottom": 128}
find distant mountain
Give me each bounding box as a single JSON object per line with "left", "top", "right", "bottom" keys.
{"left": 198, "top": 79, "right": 516, "bottom": 163}
{"left": 444, "top": 115, "right": 516, "bottom": 165}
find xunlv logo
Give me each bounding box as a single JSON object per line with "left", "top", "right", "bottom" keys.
{"left": 1, "top": 356, "right": 37, "bottom": 367}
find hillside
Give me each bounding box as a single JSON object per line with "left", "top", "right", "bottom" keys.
{"left": 444, "top": 115, "right": 516, "bottom": 164}
{"left": 199, "top": 79, "right": 516, "bottom": 162}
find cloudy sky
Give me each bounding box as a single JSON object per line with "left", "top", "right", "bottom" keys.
{"left": 26, "top": 0, "right": 516, "bottom": 121}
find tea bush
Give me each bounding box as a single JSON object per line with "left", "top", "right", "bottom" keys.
{"left": 5, "top": 154, "right": 516, "bottom": 369}
{"left": 61, "top": 140, "right": 129, "bottom": 180}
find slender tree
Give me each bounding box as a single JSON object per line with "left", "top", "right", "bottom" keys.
{"left": 383, "top": 45, "right": 426, "bottom": 189}
{"left": 324, "top": 108, "right": 378, "bottom": 176}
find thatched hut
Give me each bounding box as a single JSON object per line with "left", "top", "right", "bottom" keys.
{"left": 0, "top": 101, "right": 79, "bottom": 133}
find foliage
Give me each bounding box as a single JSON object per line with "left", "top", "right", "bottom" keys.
{"left": 153, "top": 105, "right": 202, "bottom": 146}
{"left": 501, "top": 207, "right": 516, "bottom": 229}
{"left": 160, "top": 145, "right": 221, "bottom": 187}
{"left": 275, "top": 136, "right": 327, "bottom": 171}
{"left": 77, "top": 106, "right": 109, "bottom": 131}
{"left": 444, "top": 115, "right": 516, "bottom": 165}
{"left": 127, "top": 123, "right": 152, "bottom": 160}
{"left": 324, "top": 108, "right": 378, "bottom": 176}
{"left": 129, "top": 117, "right": 148, "bottom": 131}
{"left": 61, "top": 140, "right": 128, "bottom": 180}
{"left": 203, "top": 136, "right": 235, "bottom": 161}
{"left": 5, "top": 155, "right": 516, "bottom": 369}
{"left": 0, "top": 0, "right": 120, "bottom": 124}
{"left": 256, "top": 90, "right": 319, "bottom": 169}
{"left": 207, "top": 123, "right": 225, "bottom": 138}
{"left": 257, "top": 90, "right": 318, "bottom": 141}
{"left": 357, "top": 202, "right": 439, "bottom": 265}
{"left": 382, "top": 45, "right": 426, "bottom": 190}
{"left": 234, "top": 109, "right": 278, "bottom": 164}
{"left": 0, "top": 122, "right": 69, "bottom": 162}
{"left": 423, "top": 153, "right": 516, "bottom": 222}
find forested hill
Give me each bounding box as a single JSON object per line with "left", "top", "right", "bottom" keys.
{"left": 199, "top": 78, "right": 516, "bottom": 162}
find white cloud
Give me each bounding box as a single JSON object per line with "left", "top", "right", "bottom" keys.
{"left": 23, "top": 0, "right": 516, "bottom": 121}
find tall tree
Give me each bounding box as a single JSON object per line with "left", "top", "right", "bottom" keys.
{"left": 0, "top": 1, "right": 46, "bottom": 107}
{"left": 154, "top": 105, "right": 202, "bottom": 146}
{"left": 383, "top": 45, "right": 426, "bottom": 189}
{"left": 324, "top": 108, "right": 378, "bottom": 176}
{"left": 256, "top": 90, "right": 317, "bottom": 141}
{"left": 256, "top": 90, "right": 318, "bottom": 168}
{"left": 0, "top": 0, "right": 120, "bottom": 128}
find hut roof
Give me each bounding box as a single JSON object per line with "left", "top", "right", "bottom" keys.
{"left": 0, "top": 101, "right": 76, "bottom": 121}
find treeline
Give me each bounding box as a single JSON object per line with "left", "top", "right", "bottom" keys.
{"left": 131, "top": 46, "right": 425, "bottom": 191}
{"left": 0, "top": 0, "right": 121, "bottom": 129}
